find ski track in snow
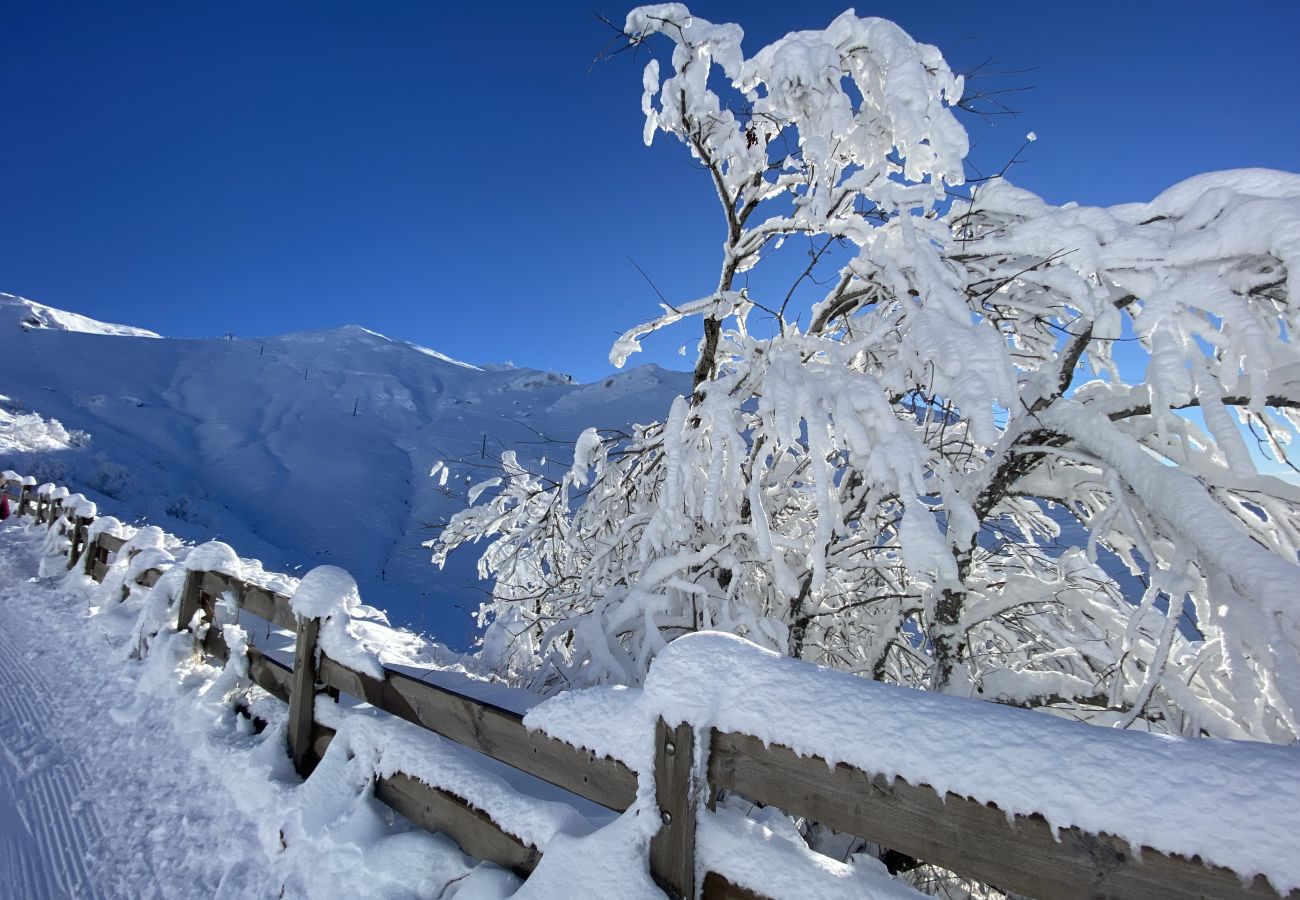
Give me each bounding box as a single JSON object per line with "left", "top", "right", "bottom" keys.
{"left": 0, "top": 528, "right": 278, "bottom": 899}
{"left": 0, "top": 584, "right": 109, "bottom": 899}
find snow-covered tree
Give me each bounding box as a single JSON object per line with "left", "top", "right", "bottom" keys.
{"left": 430, "top": 4, "right": 1300, "bottom": 743}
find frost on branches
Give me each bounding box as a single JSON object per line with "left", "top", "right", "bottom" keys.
{"left": 430, "top": 5, "right": 1300, "bottom": 742}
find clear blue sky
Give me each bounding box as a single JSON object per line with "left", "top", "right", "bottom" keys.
{"left": 3, "top": 1, "right": 1298, "bottom": 382}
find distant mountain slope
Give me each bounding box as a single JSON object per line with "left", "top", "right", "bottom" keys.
{"left": 1, "top": 292, "right": 162, "bottom": 338}
{"left": 0, "top": 295, "right": 689, "bottom": 648}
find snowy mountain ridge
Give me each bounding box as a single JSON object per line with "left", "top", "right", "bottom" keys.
{"left": 0, "top": 293, "right": 690, "bottom": 648}
{"left": 0, "top": 291, "right": 162, "bottom": 338}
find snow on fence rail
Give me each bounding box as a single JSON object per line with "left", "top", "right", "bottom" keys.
{"left": 2, "top": 473, "right": 1297, "bottom": 900}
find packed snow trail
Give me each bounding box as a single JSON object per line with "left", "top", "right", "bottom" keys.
{"left": 0, "top": 610, "right": 108, "bottom": 899}
{"left": 0, "top": 526, "right": 283, "bottom": 897}
{"left": 0, "top": 525, "right": 507, "bottom": 899}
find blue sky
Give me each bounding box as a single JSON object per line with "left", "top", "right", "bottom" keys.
{"left": 2, "top": 1, "right": 1298, "bottom": 382}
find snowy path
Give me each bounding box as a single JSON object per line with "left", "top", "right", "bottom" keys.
{"left": 0, "top": 527, "right": 283, "bottom": 898}
{"left": 0, "top": 611, "right": 109, "bottom": 899}
{"left": 0, "top": 526, "right": 504, "bottom": 899}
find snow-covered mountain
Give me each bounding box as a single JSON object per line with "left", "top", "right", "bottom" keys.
{"left": 0, "top": 292, "right": 690, "bottom": 648}
{"left": 0, "top": 291, "right": 162, "bottom": 338}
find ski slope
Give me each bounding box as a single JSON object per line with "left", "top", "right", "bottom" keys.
{"left": 0, "top": 292, "right": 690, "bottom": 649}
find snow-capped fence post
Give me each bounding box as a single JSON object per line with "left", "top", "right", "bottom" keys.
{"left": 82, "top": 527, "right": 126, "bottom": 582}
{"left": 174, "top": 544, "right": 243, "bottom": 666}
{"left": 83, "top": 531, "right": 106, "bottom": 578}
{"left": 65, "top": 515, "right": 82, "bottom": 568}
{"left": 284, "top": 566, "right": 381, "bottom": 779}
{"left": 286, "top": 612, "right": 322, "bottom": 778}
{"left": 18, "top": 478, "right": 35, "bottom": 517}
{"left": 32, "top": 483, "right": 50, "bottom": 523}
{"left": 67, "top": 511, "right": 95, "bottom": 571}
{"left": 175, "top": 569, "right": 204, "bottom": 635}
{"left": 83, "top": 533, "right": 97, "bottom": 577}
{"left": 648, "top": 717, "right": 697, "bottom": 899}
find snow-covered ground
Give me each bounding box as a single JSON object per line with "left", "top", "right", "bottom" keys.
{"left": 0, "top": 291, "right": 690, "bottom": 649}
{"left": 0, "top": 525, "right": 513, "bottom": 898}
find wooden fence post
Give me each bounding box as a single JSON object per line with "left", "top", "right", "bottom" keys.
{"left": 287, "top": 613, "right": 322, "bottom": 778}
{"left": 83, "top": 532, "right": 102, "bottom": 577}
{"left": 65, "top": 515, "right": 79, "bottom": 566}
{"left": 18, "top": 483, "right": 32, "bottom": 517}
{"left": 176, "top": 569, "right": 204, "bottom": 634}
{"left": 67, "top": 515, "right": 92, "bottom": 570}
{"left": 649, "top": 717, "right": 698, "bottom": 899}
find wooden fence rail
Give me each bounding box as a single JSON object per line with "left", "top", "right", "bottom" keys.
{"left": 0, "top": 476, "right": 1291, "bottom": 900}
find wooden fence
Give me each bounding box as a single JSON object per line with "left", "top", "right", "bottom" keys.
{"left": 1, "top": 475, "right": 1292, "bottom": 900}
